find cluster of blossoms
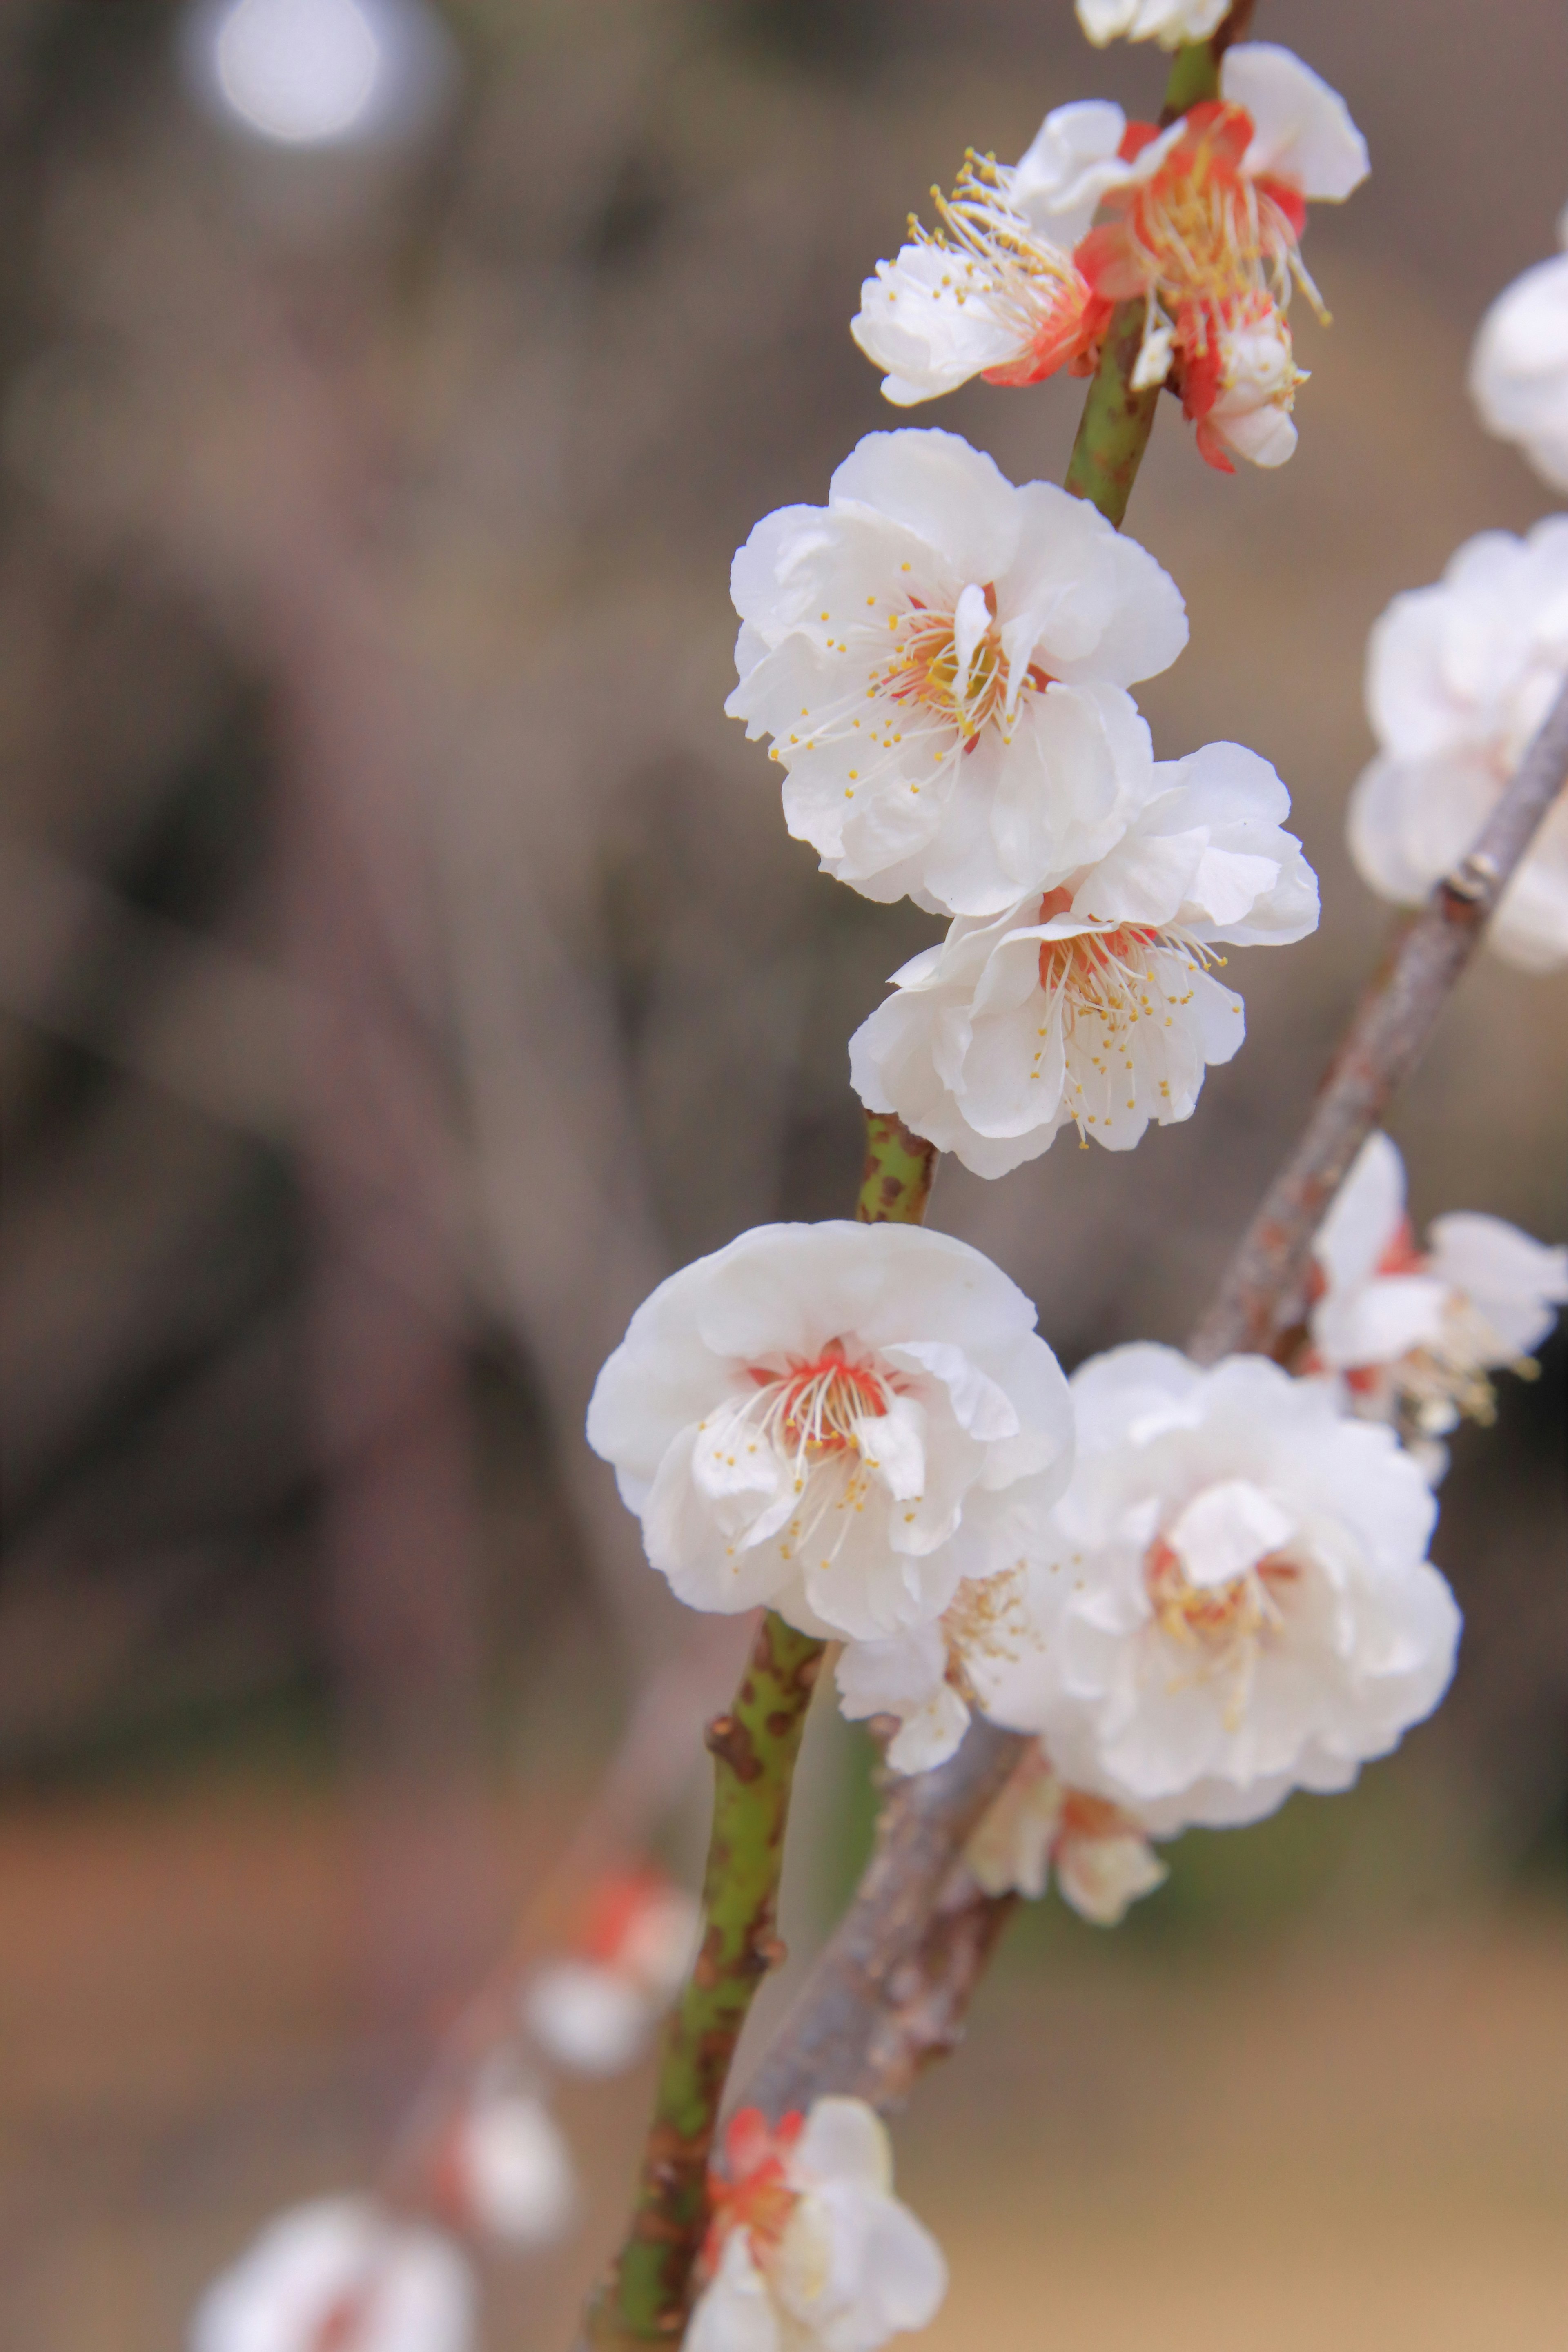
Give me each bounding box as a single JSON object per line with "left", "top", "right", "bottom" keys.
{"left": 851, "top": 44, "right": 1367, "bottom": 473}
{"left": 194, "top": 1868, "right": 701, "bottom": 2352}
{"left": 731, "top": 428, "right": 1321, "bottom": 1164}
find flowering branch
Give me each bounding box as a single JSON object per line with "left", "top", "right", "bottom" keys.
{"left": 1188, "top": 670, "right": 1568, "bottom": 1363}
{"left": 742, "top": 676, "right": 1568, "bottom": 2126}
{"left": 590, "top": 1612, "right": 826, "bottom": 2347}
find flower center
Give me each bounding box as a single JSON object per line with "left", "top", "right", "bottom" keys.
{"left": 1144, "top": 1533, "right": 1301, "bottom": 1727}
{"left": 751, "top": 1341, "right": 892, "bottom": 1458}
{"left": 874, "top": 583, "right": 1051, "bottom": 747}
{"left": 703, "top": 2109, "right": 804, "bottom": 2275}
{"left": 916, "top": 149, "right": 1104, "bottom": 383}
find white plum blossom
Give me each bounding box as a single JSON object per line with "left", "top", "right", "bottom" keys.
{"left": 1306, "top": 1131, "right": 1568, "bottom": 1471}
{"left": 1348, "top": 518, "right": 1568, "bottom": 971}
{"left": 686, "top": 2101, "right": 947, "bottom": 2352}
{"left": 587, "top": 1222, "right": 1074, "bottom": 1646}
{"left": 189, "top": 2200, "right": 474, "bottom": 2352}
{"left": 524, "top": 1871, "right": 701, "bottom": 2076}
{"left": 443, "top": 2081, "right": 578, "bottom": 2247}
{"left": 726, "top": 428, "right": 1188, "bottom": 917}
{"left": 849, "top": 739, "right": 1319, "bottom": 1172}
{"left": 966, "top": 1745, "right": 1167, "bottom": 1924}
{"left": 1074, "top": 46, "right": 1368, "bottom": 470}
{"left": 1076, "top": 0, "right": 1229, "bottom": 45}
{"left": 969, "top": 1346, "right": 1461, "bottom": 1835}
{"left": 851, "top": 104, "right": 1125, "bottom": 406}
{"left": 1470, "top": 207, "right": 1568, "bottom": 493}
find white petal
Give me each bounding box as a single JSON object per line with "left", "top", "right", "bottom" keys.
{"left": 1221, "top": 42, "right": 1370, "bottom": 199}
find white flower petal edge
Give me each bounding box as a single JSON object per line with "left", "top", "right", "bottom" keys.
{"left": 687, "top": 2101, "right": 947, "bottom": 2352}
{"left": 586, "top": 1221, "right": 1074, "bottom": 1645}
{"left": 1470, "top": 211, "right": 1568, "bottom": 495}
{"left": 1349, "top": 518, "right": 1568, "bottom": 971}
{"left": 1220, "top": 44, "right": 1370, "bottom": 203}
{"left": 1307, "top": 1131, "right": 1568, "bottom": 1454}
{"left": 849, "top": 740, "right": 1318, "bottom": 1172}
{"left": 967, "top": 1346, "right": 1460, "bottom": 1835}
{"left": 727, "top": 429, "right": 1188, "bottom": 917}
{"left": 189, "top": 2198, "right": 476, "bottom": 2352}
{"left": 1077, "top": 0, "right": 1228, "bottom": 48}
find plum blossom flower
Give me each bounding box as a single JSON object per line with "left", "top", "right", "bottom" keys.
{"left": 586, "top": 1222, "right": 1074, "bottom": 1645}
{"left": 848, "top": 739, "right": 1319, "bottom": 1172}
{"left": 1348, "top": 519, "right": 1568, "bottom": 971}
{"left": 965, "top": 1745, "right": 1167, "bottom": 1924}
{"left": 726, "top": 428, "right": 1187, "bottom": 916}
{"left": 189, "top": 2200, "right": 474, "bottom": 2352}
{"left": 1470, "top": 207, "right": 1568, "bottom": 494}
{"left": 1076, "top": 0, "right": 1229, "bottom": 46}
{"left": 1074, "top": 45, "right": 1368, "bottom": 470}
{"left": 1305, "top": 1131, "right": 1568, "bottom": 1474}
{"left": 438, "top": 2078, "right": 578, "bottom": 2247}
{"left": 969, "top": 1346, "right": 1461, "bottom": 1835}
{"left": 851, "top": 105, "right": 1125, "bottom": 406}
{"left": 525, "top": 1871, "right": 700, "bottom": 2075}
{"left": 686, "top": 2101, "right": 947, "bottom": 2352}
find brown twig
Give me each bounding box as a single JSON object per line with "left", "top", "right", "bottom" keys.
{"left": 742, "top": 681, "right": 1568, "bottom": 2122}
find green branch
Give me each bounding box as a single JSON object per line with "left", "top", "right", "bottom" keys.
{"left": 855, "top": 1109, "right": 940, "bottom": 1227}
{"left": 588, "top": 1612, "right": 826, "bottom": 2347}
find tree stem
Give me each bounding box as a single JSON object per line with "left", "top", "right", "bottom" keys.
{"left": 588, "top": 1612, "right": 825, "bottom": 2347}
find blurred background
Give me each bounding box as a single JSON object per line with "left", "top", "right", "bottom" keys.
{"left": 0, "top": 1, "right": 1564, "bottom": 2345}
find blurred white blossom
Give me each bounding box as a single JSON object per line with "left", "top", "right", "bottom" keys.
{"left": 1306, "top": 1131, "right": 1568, "bottom": 1474}
{"left": 189, "top": 2200, "right": 474, "bottom": 2352}
{"left": 1470, "top": 207, "right": 1568, "bottom": 493}
{"left": 849, "top": 740, "right": 1317, "bottom": 1172}
{"left": 970, "top": 1346, "right": 1460, "bottom": 1835}
{"left": 524, "top": 1872, "right": 701, "bottom": 2075}
{"left": 1076, "top": 0, "right": 1229, "bottom": 46}
{"left": 587, "top": 1222, "right": 1074, "bottom": 1646}
{"left": 726, "top": 428, "right": 1187, "bottom": 917}
{"left": 1348, "top": 518, "right": 1568, "bottom": 971}
{"left": 686, "top": 2101, "right": 946, "bottom": 2352}
{"left": 442, "top": 2083, "right": 578, "bottom": 2247}
{"left": 966, "top": 1746, "right": 1167, "bottom": 1924}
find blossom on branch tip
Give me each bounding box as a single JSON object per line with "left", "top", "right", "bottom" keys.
{"left": 1074, "top": 45, "right": 1368, "bottom": 471}
{"left": 849, "top": 739, "right": 1318, "bottom": 1172}
{"left": 1076, "top": 0, "right": 1229, "bottom": 46}
{"left": 966, "top": 1746, "right": 1167, "bottom": 1924}
{"left": 586, "top": 1222, "right": 1074, "bottom": 1645}
{"left": 1348, "top": 519, "right": 1568, "bottom": 971}
{"left": 1305, "top": 1131, "right": 1568, "bottom": 1475}
{"left": 1470, "top": 208, "right": 1568, "bottom": 493}
{"left": 968, "top": 1346, "right": 1461, "bottom": 1835}
{"left": 686, "top": 2100, "right": 947, "bottom": 2352}
{"left": 189, "top": 2200, "right": 475, "bottom": 2352}
{"left": 727, "top": 429, "right": 1187, "bottom": 916}
{"left": 524, "top": 1871, "right": 700, "bottom": 2075}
